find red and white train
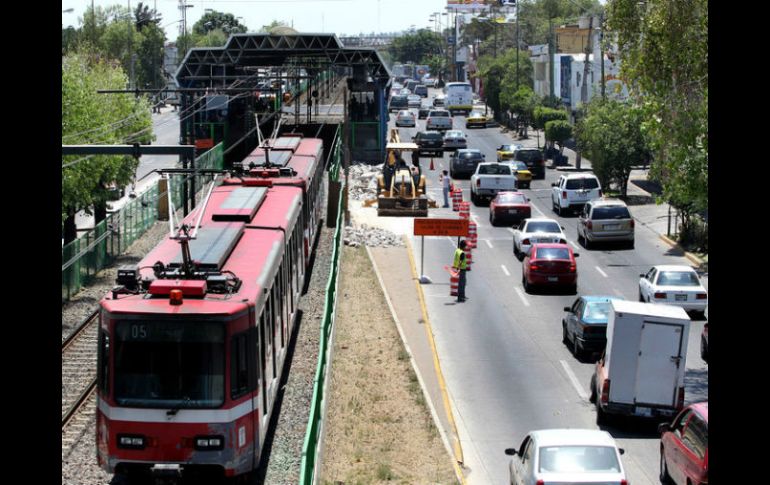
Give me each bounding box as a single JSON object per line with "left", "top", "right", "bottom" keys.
{"left": 96, "top": 135, "right": 324, "bottom": 481}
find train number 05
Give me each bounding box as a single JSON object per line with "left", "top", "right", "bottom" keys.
{"left": 130, "top": 324, "right": 148, "bottom": 339}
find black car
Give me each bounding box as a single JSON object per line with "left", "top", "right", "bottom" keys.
{"left": 418, "top": 107, "right": 431, "bottom": 119}
{"left": 449, "top": 149, "right": 485, "bottom": 178}
{"left": 388, "top": 95, "right": 409, "bottom": 113}
{"left": 562, "top": 296, "right": 624, "bottom": 360}
{"left": 412, "top": 131, "right": 444, "bottom": 157}
{"left": 513, "top": 148, "right": 546, "bottom": 179}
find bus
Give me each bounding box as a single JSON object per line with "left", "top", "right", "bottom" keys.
{"left": 443, "top": 82, "right": 474, "bottom": 115}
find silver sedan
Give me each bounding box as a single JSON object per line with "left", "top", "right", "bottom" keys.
{"left": 442, "top": 130, "right": 467, "bottom": 150}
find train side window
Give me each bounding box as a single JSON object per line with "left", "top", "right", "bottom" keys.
{"left": 98, "top": 329, "right": 109, "bottom": 394}
{"left": 231, "top": 332, "right": 250, "bottom": 399}
{"left": 258, "top": 313, "right": 267, "bottom": 411}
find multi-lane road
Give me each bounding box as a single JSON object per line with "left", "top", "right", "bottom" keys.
{"left": 392, "top": 88, "right": 708, "bottom": 485}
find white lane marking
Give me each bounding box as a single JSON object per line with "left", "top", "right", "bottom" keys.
{"left": 514, "top": 287, "right": 530, "bottom": 307}
{"left": 471, "top": 214, "right": 479, "bottom": 223}
{"left": 595, "top": 266, "right": 608, "bottom": 278}
{"left": 560, "top": 360, "right": 589, "bottom": 401}
{"left": 501, "top": 265, "right": 510, "bottom": 276}
{"left": 531, "top": 204, "right": 545, "bottom": 217}
{"left": 485, "top": 239, "right": 493, "bottom": 249}
{"left": 570, "top": 240, "right": 580, "bottom": 250}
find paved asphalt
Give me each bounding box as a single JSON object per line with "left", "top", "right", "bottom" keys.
{"left": 393, "top": 88, "right": 708, "bottom": 485}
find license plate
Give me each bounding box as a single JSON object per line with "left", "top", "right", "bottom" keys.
{"left": 675, "top": 294, "right": 687, "bottom": 301}
{"left": 604, "top": 224, "right": 620, "bottom": 230}
{"left": 508, "top": 209, "right": 518, "bottom": 214}
{"left": 548, "top": 276, "right": 558, "bottom": 282}
{"left": 635, "top": 406, "right": 653, "bottom": 417}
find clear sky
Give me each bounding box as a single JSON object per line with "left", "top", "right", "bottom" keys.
{"left": 61, "top": 0, "right": 461, "bottom": 40}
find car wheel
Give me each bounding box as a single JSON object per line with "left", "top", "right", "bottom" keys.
{"left": 628, "top": 239, "right": 635, "bottom": 250}
{"left": 562, "top": 322, "right": 569, "bottom": 345}
{"left": 660, "top": 449, "right": 673, "bottom": 484}
{"left": 489, "top": 213, "right": 496, "bottom": 226}
{"left": 584, "top": 236, "right": 591, "bottom": 250}
{"left": 557, "top": 203, "right": 565, "bottom": 217}
{"left": 522, "top": 274, "right": 530, "bottom": 293}
{"left": 589, "top": 374, "right": 597, "bottom": 403}
{"left": 595, "top": 398, "right": 608, "bottom": 425}
{"left": 569, "top": 284, "right": 577, "bottom": 295}
{"left": 513, "top": 242, "right": 519, "bottom": 258}
{"left": 639, "top": 290, "right": 645, "bottom": 302}
{"left": 576, "top": 230, "right": 583, "bottom": 244}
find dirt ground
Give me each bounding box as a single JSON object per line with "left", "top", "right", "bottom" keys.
{"left": 319, "top": 246, "right": 458, "bottom": 485}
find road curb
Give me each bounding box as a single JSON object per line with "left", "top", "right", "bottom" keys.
{"left": 659, "top": 234, "right": 705, "bottom": 266}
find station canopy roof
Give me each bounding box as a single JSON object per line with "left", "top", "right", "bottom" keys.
{"left": 175, "top": 33, "right": 391, "bottom": 89}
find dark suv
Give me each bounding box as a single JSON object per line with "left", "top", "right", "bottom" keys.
{"left": 513, "top": 148, "right": 546, "bottom": 179}
{"left": 449, "top": 149, "right": 485, "bottom": 178}
{"left": 388, "top": 95, "right": 408, "bottom": 113}
{"left": 412, "top": 131, "right": 444, "bottom": 157}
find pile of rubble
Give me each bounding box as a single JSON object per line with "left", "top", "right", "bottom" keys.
{"left": 343, "top": 223, "right": 404, "bottom": 248}
{"left": 346, "top": 163, "right": 382, "bottom": 200}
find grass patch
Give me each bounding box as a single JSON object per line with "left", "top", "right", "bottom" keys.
{"left": 376, "top": 463, "right": 395, "bottom": 480}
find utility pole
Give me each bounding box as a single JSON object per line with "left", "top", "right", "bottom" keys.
{"left": 580, "top": 15, "right": 593, "bottom": 107}
{"left": 128, "top": 0, "right": 135, "bottom": 90}
{"left": 549, "top": 18, "right": 555, "bottom": 101}
{"left": 600, "top": 12, "right": 606, "bottom": 99}
{"left": 515, "top": 0, "right": 520, "bottom": 90}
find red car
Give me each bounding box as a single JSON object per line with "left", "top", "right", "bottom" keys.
{"left": 659, "top": 402, "right": 708, "bottom": 485}
{"left": 489, "top": 191, "right": 531, "bottom": 226}
{"left": 522, "top": 243, "right": 579, "bottom": 294}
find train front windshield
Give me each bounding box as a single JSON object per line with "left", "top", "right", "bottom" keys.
{"left": 113, "top": 320, "right": 225, "bottom": 408}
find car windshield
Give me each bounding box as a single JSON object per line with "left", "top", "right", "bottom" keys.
{"left": 539, "top": 446, "right": 621, "bottom": 473}
{"left": 515, "top": 150, "right": 543, "bottom": 162}
{"left": 500, "top": 145, "right": 514, "bottom": 151}
{"left": 526, "top": 221, "right": 561, "bottom": 233}
{"left": 497, "top": 193, "right": 527, "bottom": 204}
{"left": 592, "top": 206, "right": 630, "bottom": 219}
{"left": 535, "top": 247, "right": 570, "bottom": 260}
{"left": 657, "top": 271, "right": 701, "bottom": 286}
{"left": 583, "top": 301, "right": 613, "bottom": 322}
{"left": 469, "top": 112, "right": 483, "bottom": 117}
{"left": 565, "top": 177, "right": 600, "bottom": 190}
{"left": 113, "top": 320, "right": 225, "bottom": 408}
{"left": 478, "top": 165, "right": 511, "bottom": 175}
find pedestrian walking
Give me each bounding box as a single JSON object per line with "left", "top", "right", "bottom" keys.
{"left": 453, "top": 240, "right": 468, "bottom": 302}
{"left": 440, "top": 170, "right": 450, "bottom": 207}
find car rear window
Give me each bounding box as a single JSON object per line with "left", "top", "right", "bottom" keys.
{"left": 583, "top": 301, "right": 612, "bottom": 322}
{"left": 429, "top": 111, "right": 450, "bottom": 117}
{"left": 591, "top": 206, "right": 630, "bottom": 219}
{"left": 535, "top": 247, "right": 570, "bottom": 260}
{"left": 421, "top": 132, "right": 443, "bottom": 140}
{"left": 657, "top": 271, "right": 700, "bottom": 286}
{"left": 565, "top": 177, "right": 600, "bottom": 190}
{"left": 510, "top": 161, "right": 528, "bottom": 171}
{"left": 526, "top": 221, "right": 561, "bottom": 233}
{"left": 478, "top": 165, "right": 511, "bottom": 175}
{"left": 497, "top": 193, "right": 527, "bottom": 204}
{"left": 515, "top": 150, "right": 543, "bottom": 162}
{"left": 539, "top": 446, "right": 620, "bottom": 473}
{"left": 459, "top": 151, "right": 482, "bottom": 159}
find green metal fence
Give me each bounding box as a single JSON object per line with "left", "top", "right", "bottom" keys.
{"left": 61, "top": 143, "right": 224, "bottom": 303}
{"left": 299, "top": 133, "right": 344, "bottom": 485}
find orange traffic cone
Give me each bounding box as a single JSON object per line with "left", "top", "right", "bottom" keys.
{"left": 429, "top": 158, "right": 435, "bottom": 170}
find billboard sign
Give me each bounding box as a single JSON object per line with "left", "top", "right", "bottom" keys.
{"left": 414, "top": 218, "right": 470, "bottom": 237}
{"left": 446, "top": 0, "right": 493, "bottom": 11}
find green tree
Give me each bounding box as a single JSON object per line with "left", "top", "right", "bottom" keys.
{"left": 533, "top": 106, "right": 568, "bottom": 149}
{"left": 545, "top": 119, "right": 573, "bottom": 156}
{"left": 502, "top": 85, "right": 538, "bottom": 137}
{"left": 193, "top": 10, "right": 248, "bottom": 36}
{"left": 260, "top": 20, "right": 290, "bottom": 33}
{"left": 574, "top": 99, "right": 647, "bottom": 197}
{"left": 389, "top": 29, "right": 442, "bottom": 64}
{"left": 62, "top": 50, "right": 153, "bottom": 243}
{"left": 607, "top": 0, "right": 707, "bottom": 237}
{"left": 134, "top": 1, "right": 161, "bottom": 31}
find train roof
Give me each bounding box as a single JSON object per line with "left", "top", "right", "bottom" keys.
{"left": 101, "top": 184, "right": 303, "bottom": 316}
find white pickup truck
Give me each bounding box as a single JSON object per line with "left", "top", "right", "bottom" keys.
{"left": 470, "top": 162, "right": 517, "bottom": 205}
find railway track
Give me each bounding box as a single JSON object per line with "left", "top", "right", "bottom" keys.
{"left": 62, "top": 310, "right": 99, "bottom": 427}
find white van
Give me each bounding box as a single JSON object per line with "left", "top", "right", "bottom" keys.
{"left": 590, "top": 301, "right": 690, "bottom": 423}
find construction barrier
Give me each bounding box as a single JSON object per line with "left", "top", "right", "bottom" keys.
{"left": 464, "top": 246, "right": 473, "bottom": 271}
{"left": 459, "top": 201, "right": 470, "bottom": 220}
{"left": 452, "top": 188, "right": 462, "bottom": 212}
{"left": 450, "top": 272, "right": 459, "bottom": 296}
{"left": 468, "top": 221, "right": 477, "bottom": 249}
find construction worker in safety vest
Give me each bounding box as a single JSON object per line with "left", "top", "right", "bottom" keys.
{"left": 453, "top": 240, "right": 468, "bottom": 302}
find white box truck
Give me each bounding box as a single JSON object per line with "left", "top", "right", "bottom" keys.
{"left": 590, "top": 300, "right": 690, "bottom": 423}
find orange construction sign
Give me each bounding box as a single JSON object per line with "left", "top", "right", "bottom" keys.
{"left": 414, "top": 218, "right": 469, "bottom": 237}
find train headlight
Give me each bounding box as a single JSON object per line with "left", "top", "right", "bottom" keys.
{"left": 117, "top": 434, "right": 146, "bottom": 449}
{"left": 194, "top": 435, "right": 225, "bottom": 451}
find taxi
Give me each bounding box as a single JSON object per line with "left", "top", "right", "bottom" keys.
{"left": 496, "top": 143, "right": 521, "bottom": 162}
{"left": 465, "top": 111, "right": 488, "bottom": 128}
{"left": 505, "top": 160, "right": 533, "bottom": 189}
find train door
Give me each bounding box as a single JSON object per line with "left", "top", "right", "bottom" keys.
{"left": 230, "top": 327, "right": 257, "bottom": 470}
{"left": 259, "top": 313, "right": 269, "bottom": 417}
